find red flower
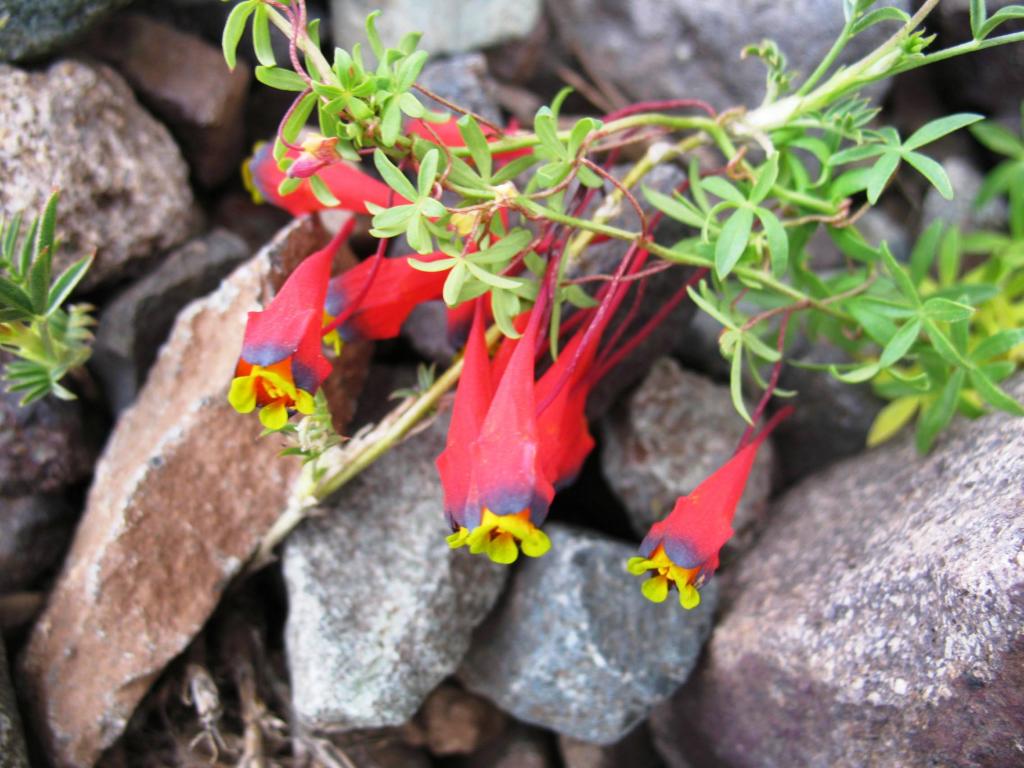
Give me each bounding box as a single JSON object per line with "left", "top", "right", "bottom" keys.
{"left": 243, "top": 142, "right": 397, "bottom": 216}
{"left": 322, "top": 251, "right": 448, "bottom": 344}
{"left": 628, "top": 407, "right": 792, "bottom": 608}
{"left": 228, "top": 230, "right": 345, "bottom": 429}
{"left": 437, "top": 300, "right": 554, "bottom": 563}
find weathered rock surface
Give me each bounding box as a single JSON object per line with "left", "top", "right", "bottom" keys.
{"left": 0, "top": 494, "right": 75, "bottom": 592}
{"left": 402, "top": 684, "right": 507, "bottom": 756}
{"left": 549, "top": 0, "right": 910, "bottom": 109}
{"left": 0, "top": 384, "right": 96, "bottom": 497}
{"left": 0, "top": 60, "right": 198, "bottom": 288}
{"left": 663, "top": 374, "right": 1024, "bottom": 768}
{"left": 93, "top": 228, "right": 250, "bottom": 413}
{"left": 332, "top": 0, "right": 541, "bottom": 56}
{"left": 465, "top": 724, "right": 555, "bottom": 768}
{"left": 0, "top": 0, "right": 130, "bottom": 61}
{"left": 459, "top": 524, "right": 717, "bottom": 744}
{"left": 88, "top": 14, "right": 251, "bottom": 187}
{"left": 0, "top": 637, "right": 28, "bottom": 768}
{"left": 417, "top": 53, "right": 502, "bottom": 124}
{"left": 601, "top": 358, "right": 773, "bottom": 538}
{"left": 18, "top": 217, "right": 370, "bottom": 768}
{"left": 283, "top": 416, "right": 508, "bottom": 732}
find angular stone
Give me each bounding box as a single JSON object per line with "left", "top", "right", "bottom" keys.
{"left": 0, "top": 0, "right": 130, "bottom": 61}
{"left": 0, "top": 494, "right": 75, "bottom": 592}
{"left": 18, "top": 217, "right": 370, "bottom": 768}
{"left": 416, "top": 53, "right": 502, "bottom": 124}
{"left": 403, "top": 684, "right": 506, "bottom": 756}
{"left": 331, "top": 0, "right": 541, "bottom": 56}
{"left": 0, "top": 637, "right": 28, "bottom": 768}
{"left": 87, "top": 14, "right": 252, "bottom": 188}
{"left": 93, "top": 228, "right": 251, "bottom": 414}
{"left": 549, "top": 0, "right": 909, "bottom": 109}
{"left": 459, "top": 524, "right": 717, "bottom": 744}
{"left": 0, "top": 382, "right": 96, "bottom": 497}
{"left": 559, "top": 723, "right": 663, "bottom": 768}
{"left": 0, "top": 60, "right": 198, "bottom": 288}
{"left": 601, "top": 358, "right": 773, "bottom": 539}
{"left": 283, "top": 416, "right": 508, "bottom": 731}
{"left": 665, "top": 375, "right": 1024, "bottom": 767}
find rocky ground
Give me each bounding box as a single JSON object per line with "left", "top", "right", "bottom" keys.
{"left": 0, "top": 2, "right": 1022, "bottom": 767}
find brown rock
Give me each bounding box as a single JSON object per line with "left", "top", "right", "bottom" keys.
{"left": 558, "top": 723, "right": 663, "bottom": 768}
{"left": 405, "top": 684, "right": 507, "bottom": 756}
{"left": 88, "top": 14, "right": 251, "bottom": 188}
{"left": 465, "top": 723, "right": 555, "bottom": 768}
{"left": 659, "top": 374, "right": 1024, "bottom": 768}
{"left": 0, "top": 60, "right": 198, "bottom": 289}
{"left": 18, "top": 216, "right": 370, "bottom": 768}
{"left": 0, "top": 494, "right": 75, "bottom": 592}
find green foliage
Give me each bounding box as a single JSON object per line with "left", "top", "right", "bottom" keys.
{"left": 0, "top": 191, "right": 94, "bottom": 404}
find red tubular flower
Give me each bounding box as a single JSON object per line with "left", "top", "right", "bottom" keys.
{"left": 322, "top": 251, "right": 447, "bottom": 344}
{"left": 243, "top": 142, "right": 397, "bottom": 216}
{"left": 227, "top": 230, "right": 345, "bottom": 429}
{"left": 437, "top": 298, "right": 554, "bottom": 564}
{"left": 628, "top": 407, "right": 793, "bottom": 608}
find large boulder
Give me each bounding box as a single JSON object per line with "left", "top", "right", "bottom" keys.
{"left": 0, "top": 0, "right": 130, "bottom": 61}
{"left": 459, "top": 524, "right": 717, "bottom": 745}
{"left": 282, "top": 416, "right": 508, "bottom": 731}
{"left": 18, "top": 217, "right": 371, "bottom": 768}
{"left": 0, "top": 60, "right": 198, "bottom": 288}
{"left": 656, "top": 375, "right": 1024, "bottom": 767}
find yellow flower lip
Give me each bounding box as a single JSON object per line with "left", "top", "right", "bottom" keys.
{"left": 627, "top": 544, "right": 703, "bottom": 610}
{"left": 228, "top": 361, "right": 316, "bottom": 430}
{"left": 447, "top": 509, "right": 551, "bottom": 565}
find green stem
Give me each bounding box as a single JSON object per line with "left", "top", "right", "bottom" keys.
{"left": 265, "top": 2, "right": 334, "bottom": 81}
{"left": 891, "top": 30, "right": 1024, "bottom": 72}
{"left": 797, "top": 24, "right": 853, "bottom": 97}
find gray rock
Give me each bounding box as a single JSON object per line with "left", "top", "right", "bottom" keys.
{"left": 283, "top": 417, "right": 508, "bottom": 731}
{"left": 601, "top": 358, "right": 773, "bottom": 539}
{"left": 771, "top": 343, "right": 883, "bottom": 484}
{"left": 0, "top": 494, "right": 74, "bottom": 592}
{"left": 0, "top": 60, "right": 198, "bottom": 288}
{"left": 331, "top": 0, "right": 541, "bottom": 56}
{"left": 0, "top": 0, "right": 130, "bottom": 61}
{"left": 920, "top": 155, "right": 1009, "bottom": 234}
{"left": 548, "top": 0, "right": 910, "bottom": 109}
{"left": 806, "top": 208, "right": 911, "bottom": 271}
{"left": 0, "top": 637, "right": 28, "bottom": 768}
{"left": 663, "top": 374, "right": 1024, "bottom": 768}
{"left": 93, "top": 228, "right": 250, "bottom": 413}
{"left": 0, "top": 383, "right": 95, "bottom": 496}
{"left": 87, "top": 14, "right": 252, "bottom": 188}
{"left": 417, "top": 52, "right": 502, "bottom": 124}
{"left": 458, "top": 524, "right": 717, "bottom": 745}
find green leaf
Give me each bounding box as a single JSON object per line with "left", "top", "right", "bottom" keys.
{"left": 714, "top": 207, "right": 754, "bottom": 279}
{"left": 364, "top": 10, "right": 384, "bottom": 60}
{"left": 254, "top": 65, "right": 308, "bottom": 92}
{"left": 866, "top": 396, "right": 919, "bottom": 447}
{"left": 18, "top": 217, "right": 38, "bottom": 279}
{"left": 28, "top": 243, "right": 51, "bottom": 314}
{"left": 922, "top": 297, "right": 973, "bottom": 323}
{"left": 970, "top": 120, "right": 1024, "bottom": 158}
{"left": 924, "top": 319, "right": 968, "bottom": 366}
{"left": 978, "top": 5, "right": 1024, "bottom": 38}
{"left": 457, "top": 115, "right": 492, "bottom": 180}
{"left": 937, "top": 226, "right": 961, "bottom": 286}
{"left": 904, "top": 151, "right": 952, "bottom": 199}
{"left": 729, "top": 344, "right": 753, "bottom": 425}
{"left": 408, "top": 256, "right": 455, "bottom": 272}
{"left": 251, "top": 3, "right": 276, "bottom": 66}
{"left": 970, "top": 0, "right": 987, "bottom": 38}
{"left": 909, "top": 219, "right": 944, "bottom": 285}
{"left": 756, "top": 208, "right": 789, "bottom": 277}
{"left": 904, "top": 113, "right": 984, "bottom": 151}
{"left": 828, "top": 143, "right": 886, "bottom": 166}
{"left": 689, "top": 157, "right": 710, "bottom": 212}
{"left": 309, "top": 174, "right": 340, "bottom": 207}
{"left": 975, "top": 159, "right": 1022, "bottom": 206}
{"left": 46, "top": 253, "right": 93, "bottom": 315}
{"left": 879, "top": 318, "right": 921, "bottom": 368}
{"left": 879, "top": 242, "right": 920, "bottom": 306}
{"left": 847, "top": 297, "right": 898, "bottom": 345}
{"left": 850, "top": 6, "right": 910, "bottom": 34}
{"left": 417, "top": 148, "right": 440, "bottom": 198}
{"left": 373, "top": 150, "right": 418, "bottom": 201}
{"left": 442, "top": 261, "right": 468, "bottom": 307}
{"left": 222, "top": 0, "right": 255, "bottom": 70}
{"left": 702, "top": 176, "right": 746, "bottom": 204}
{"left": 916, "top": 368, "right": 964, "bottom": 453}
{"left": 970, "top": 328, "right": 1024, "bottom": 361}
{"left": 969, "top": 368, "right": 1024, "bottom": 415}
{"left": 283, "top": 91, "right": 317, "bottom": 143}
{"left": 643, "top": 187, "right": 705, "bottom": 228}
{"left": 533, "top": 107, "right": 563, "bottom": 158}
{"left": 465, "top": 261, "right": 520, "bottom": 290}
{"left": 829, "top": 362, "right": 880, "bottom": 383}
{"left": 866, "top": 150, "right": 900, "bottom": 204}
{"left": 398, "top": 91, "right": 425, "bottom": 118}
{"left": 380, "top": 97, "right": 403, "bottom": 147}
{"left": 749, "top": 153, "right": 780, "bottom": 204}
{"left": 0, "top": 277, "right": 35, "bottom": 315}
